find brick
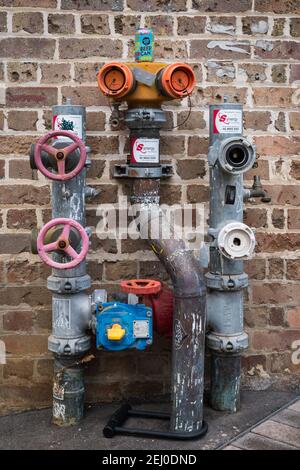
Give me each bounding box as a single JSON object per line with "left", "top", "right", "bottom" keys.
{"left": 144, "top": 15, "right": 174, "bottom": 35}
{"left": 287, "top": 260, "right": 300, "bottom": 280}
{"left": 291, "top": 18, "right": 300, "bottom": 38}
{"left": 9, "top": 160, "right": 34, "bottom": 180}
{"left": 238, "top": 63, "right": 267, "bottom": 83}
{"left": 41, "top": 63, "right": 71, "bottom": 83}
{"left": 271, "top": 65, "right": 287, "bottom": 84}
{"left": 86, "top": 112, "right": 105, "bottom": 132}
{"left": 0, "top": 111, "right": 4, "bottom": 130}
{"left": 86, "top": 136, "right": 119, "bottom": 155}
{"left": 0, "top": 234, "right": 30, "bottom": 254}
{"left": 0, "top": 136, "right": 35, "bottom": 155}
{"left": 0, "top": 11, "right": 7, "bottom": 32}
{"left": 270, "top": 352, "right": 300, "bottom": 373}
{"left": 61, "top": 86, "right": 107, "bottom": 107}
{"left": 290, "top": 64, "right": 300, "bottom": 84}
{"left": 127, "top": 0, "right": 186, "bottom": 11}
{"left": 160, "top": 136, "right": 185, "bottom": 155}
{"left": 208, "top": 16, "right": 236, "bottom": 35}
{"left": 272, "top": 18, "right": 285, "bottom": 37}
{"left": 244, "top": 111, "right": 271, "bottom": 131}
{"left": 139, "top": 261, "right": 169, "bottom": 281}
{"left": 59, "top": 38, "right": 122, "bottom": 59}
{"left": 193, "top": 86, "right": 248, "bottom": 106}
{"left": 121, "top": 238, "right": 148, "bottom": 254}
{"left": 177, "top": 16, "right": 205, "bottom": 35}
{"left": 36, "top": 358, "right": 53, "bottom": 378}
{"left": 256, "top": 233, "right": 300, "bottom": 253}
{"left": 242, "top": 354, "right": 267, "bottom": 372}
{"left": 0, "top": 384, "right": 51, "bottom": 409}
{"left": 252, "top": 329, "right": 300, "bottom": 351}
{"left": 160, "top": 184, "right": 182, "bottom": 204}
{"left": 288, "top": 209, "right": 300, "bottom": 229}
{"left": 244, "top": 208, "right": 267, "bottom": 228}
{"left": 0, "top": 185, "right": 50, "bottom": 205}
{"left": 0, "top": 286, "right": 51, "bottom": 306}
{"left": 87, "top": 159, "right": 106, "bottom": 178}
{"left": 7, "top": 62, "right": 38, "bottom": 83}
{"left": 272, "top": 208, "right": 285, "bottom": 229}
{"left": 177, "top": 111, "right": 206, "bottom": 131}
{"left": 7, "top": 111, "right": 38, "bottom": 132}
{"left": 255, "top": 41, "right": 300, "bottom": 60}
{"left": 0, "top": 63, "right": 3, "bottom": 81}
{"left": 206, "top": 61, "right": 235, "bottom": 84}
{"left": 6, "top": 259, "right": 41, "bottom": 284}
{"left": 48, "top": 14, "right": 75, "bottom": 34}
{"left": 187, "top": 184, "right": 209, "bottom": 203}
{"left": 290, "top": 113, "right": 300, "bottom": 131}
{"left": 0, "top": 335, "right": 48, "bottom": 356}
{"left": 7, "top": 209, "right": 37, "bottom": 230}
{"left": 0, "top": 0, "right": 57, "bottom": 5}
{"left": 3, "top": 311, "right": 32, "bottom": 333}
{"left": 242, "top": 17, "right": 268, "bottom": 35}
{"left": 176, "top": 159, "right": 206, "bottom": 180}
{"left": 244, "top": 306, "right": 269, "bottom": 328}
{"left": 114, "top": 15, "right": 141, "bottom": 35}
{"left": 287, "top": 307, "right": 300, "bottom": 328}
{"left": 1, "top": 38, "right": 55, "bottom": 60}
{"left": 105, "top": 261, "right": 137, "bottom": 281}
{"left": 74, "top": 62, "right": 102, "bottom": 83}
{"left": 253, "top": 87, "right": 294, "bottom": 108}
{"left": 188, "top": 136, "right": 209, "bottom": 156}
{"left": 81, "top": 14, "right": 110, "bottom": 35}
{"left": 154, "top": 40, "right": 187, "bottom": 60}
{"left": 90, "top": 235, "right": 117, "bottom": 254}
{"left": 192, "top": 0, "right": 251, "bottom": 12}
{"left": 255, "top": 1, "right": 300, "bottom": 14}
{"left": 4, "top": 359, "right": 34, "bottom": 380}
{"left": 275, "top": 112, "right": 286, "bottom": 132}
{"left": 269, "top": 259, "right": 284, "bottom": 279}
{"left": 13, "top": 12, "right": 44, "bottom": 34}
{"left": 190, "top": 40, "right": 250, "bottom": 59}
{"left": 86, "top": 260, "right": 103, "bottom": 282}
{"left": 87, "top": 184, "right": 118, "bottom": 204}
{"left": 6, "top": 87, "right": 58, "bottom": 108}
{"left": 245, "top": 258, "right": 266, "bottom": 280}
{"left": 61, "top": 0, "right": 123, "bottom": 10}
{"left": 255, "top": 136, "right": 300, "bottom": 156}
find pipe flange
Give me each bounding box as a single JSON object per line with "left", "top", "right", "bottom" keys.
{"left": 205, "top": 272, "right": 248, "bottom": 291}
{"left": 125, "top": 108, "right": 166, "bottom": 128}
{"left": 206, "top": 331, "right": 248, "bottom": 353}
{"left": 113, "top": 164, "right": 173, "bottom": 179}
{"left": 218, "top": 137, "right": 256, "bottom": 175}
{"left": 217, "top": 222, "right": 255, "bottom": 260}
{"left": 47, "top": 274, "right": 92, "bottom": 293}
{"left": 48, "top": 335, "right": 91, "bottom": 356}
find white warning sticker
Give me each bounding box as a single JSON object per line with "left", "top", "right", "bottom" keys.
{"left": 213, "top": 109, "right": 242, "bottom": 134}
{"left": 52, "top": 114, "right": 83, "bottom": 141}
{"left": 131, "top": 138, "right": 159, "bottom": 164}
{"left": 133, "top": 320, "right": 149, "bottom": 338}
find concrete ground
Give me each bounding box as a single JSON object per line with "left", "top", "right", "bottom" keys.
{"left": 0, "top": 391, "right": 298, "bottom": 450}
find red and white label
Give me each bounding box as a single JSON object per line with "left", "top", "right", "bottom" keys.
{"left": 131, "top": 138, "right": 159, "bottom": 164}
{"left": 213, "top": 109, "right": 242, "bottom": 134}
{"left": 52, "top": 114, "right": 83, "bottom": 141}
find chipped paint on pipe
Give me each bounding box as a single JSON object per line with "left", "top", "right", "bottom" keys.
{"left": 132, "top": 178, "right": 206, "bottom": 433}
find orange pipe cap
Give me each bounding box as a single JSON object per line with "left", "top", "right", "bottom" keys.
{"left": 159, "top": 63, "right": 196, "bottom": 99}
{"left": 97, "top": 62, "right": 135, "bottom": 99}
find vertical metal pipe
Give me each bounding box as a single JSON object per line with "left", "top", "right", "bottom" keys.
{"left": 131, "top": 179, "right": 206, "bottom": 433}
{"left": 49, "top": 101, "right": 91, "bottom": 426}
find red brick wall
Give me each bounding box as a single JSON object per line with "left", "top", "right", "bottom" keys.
{"left": 0, "top": 0, "right": 300, "bottom": 414}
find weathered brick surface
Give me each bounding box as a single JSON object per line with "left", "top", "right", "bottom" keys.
{"left": 0, "top": 0, "right": 299, "bottom": 413}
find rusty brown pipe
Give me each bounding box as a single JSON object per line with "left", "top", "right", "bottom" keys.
{"left": 131, "top": 178, "right": 206, "bottom": 434}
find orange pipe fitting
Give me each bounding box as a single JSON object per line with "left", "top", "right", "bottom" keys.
{"left": 97, "top": 62, "right": 136, "bottom": 99}
{"left": 157, "top": 63, "right": 196, "bottom": 99}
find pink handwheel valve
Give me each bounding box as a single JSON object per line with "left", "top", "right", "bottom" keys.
{"left": 34, "top": 130, "right": 86, "bottom": 181}
{"left": 37, "top": 218, "right": 89, "bottom": 270}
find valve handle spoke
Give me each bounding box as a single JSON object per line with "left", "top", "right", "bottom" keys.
{"left": 65, "top": 245, "right": 78, "bottom": 260}
{"left": 43, "top": 241, "right": 58, "bottom": 253}
{"left": 61, "top": 223, "right": 71, "bottom": 240}
{"left": 57, "top": 159, "right": 66, "bottom": 175}
{"left": 41, "top": 143, "right": 57, "bottom": 157}
{"left": 65, "top": 141, "right": 80, "bottom": 156}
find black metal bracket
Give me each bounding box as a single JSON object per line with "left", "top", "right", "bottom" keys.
{"left": 103, "top": 403, "right": 208, "bottom": 441}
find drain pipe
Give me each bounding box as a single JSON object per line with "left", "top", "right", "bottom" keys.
{"left": 131, "top": 178, "right": 206, "bottom": 433}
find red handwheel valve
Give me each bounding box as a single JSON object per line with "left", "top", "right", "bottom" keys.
{"left": 120, "top": 279, "right": 162, "bottom": 296}
{"left": 34, "top": 130, "right": 86, "bottom": 181}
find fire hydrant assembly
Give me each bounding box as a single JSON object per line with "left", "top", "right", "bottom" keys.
{"left": 29, "top": 29, "right": 270, "bottom": 439}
